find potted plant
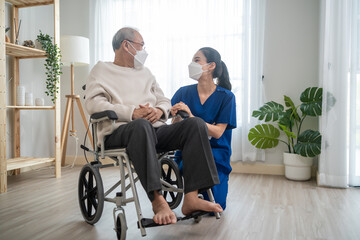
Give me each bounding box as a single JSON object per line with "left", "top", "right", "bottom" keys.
{"left": 248, "top": 87, "right": 335, "bottom": 181}
{"left": 36, "top": 31, "right": 63, "bottom": 104}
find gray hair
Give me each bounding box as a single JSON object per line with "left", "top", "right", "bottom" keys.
{"left": 112, "top": 27, "right": 138, "bottom": 52}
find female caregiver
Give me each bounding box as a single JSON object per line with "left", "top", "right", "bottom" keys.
{"left": 171, "top": 47, "right": 236, "bottom": 210}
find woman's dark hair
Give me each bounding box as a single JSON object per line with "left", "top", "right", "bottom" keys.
{"left": 199, "top": 47, "right": 231, "bottom": 90}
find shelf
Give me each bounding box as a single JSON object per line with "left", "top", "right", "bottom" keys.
{"left": 7, "top": 106, "right": 55, "bottom": 110}
{"left": 7, "top": 157, "right": 55, "bottom": 171}
{"left": 6, "top": 0, "right": 54, "bottom": 8}
{"left": 6, "top": 43, "right": 47, "bottom": 58}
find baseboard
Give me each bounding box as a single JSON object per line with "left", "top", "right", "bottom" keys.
{"left": 231, "top": 161, "right": 285, "bottom": 175}
{"left": 65, "top": 156, "right": 317, "bottom": 177}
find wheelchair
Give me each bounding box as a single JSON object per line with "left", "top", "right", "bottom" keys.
{"left": 78, "top": 110, "right": 220, "bottom": 240}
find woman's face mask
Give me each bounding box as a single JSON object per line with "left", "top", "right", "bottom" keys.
{"left": 188, "top": 62, "right": 209, "bottom": 80}
{"left": 127, "top": 41, "right": 148, "bottom": 69}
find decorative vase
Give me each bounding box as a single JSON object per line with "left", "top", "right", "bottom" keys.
{"left": 35, "top": 98, "right": 44, "bottom": 106}
{"left": 283, "top": 152, "right": 313, "bottom": 181}
{"left": 25, "top": 92, "right": 33, "bottom": 106}
{"left": 35, "top": 39, "right": 42, "bottom": 50}
{"left": 16, "top": 86, "right": 25, "bottom": 106}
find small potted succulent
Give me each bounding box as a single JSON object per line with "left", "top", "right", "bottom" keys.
{"left": 248, "top": 87, "right": 335, "bottom": 180}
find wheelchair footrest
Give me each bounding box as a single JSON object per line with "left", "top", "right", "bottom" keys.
{"left": 138, "top": 218, "right": 162, "bottom": 228}
{"left": 138, "top": 211, "right": 210, "bottom": 229}
{"left": 179, "top": 211, "right": 209, "bottom": 221}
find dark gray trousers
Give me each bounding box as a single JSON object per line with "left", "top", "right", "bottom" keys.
{"left": 104, "top": 117, "right": 219, "bottom": 201}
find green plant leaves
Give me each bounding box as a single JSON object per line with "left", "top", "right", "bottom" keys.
{"left": 248, "top": 124, "right": 280, "bottom": 149}
{"left": 279, "top": 124, "right": 296, "bottom": 139}
{"left": 284, "top": 95, "right": 300, "bottom": 121}
{"left": 252, "top": 101, "right": 284, "bottom": 122}
{"left": 294, "top": 130, "right": 321, "bottom": 157}
{"left": 299, "top": 87, "right": 322, "bottom": 116}
{"left": 37, "top": 31, "right": 63, "bottom": 104}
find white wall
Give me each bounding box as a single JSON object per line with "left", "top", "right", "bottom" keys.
{"left": 263, "top": 0, "right": 320, "bottom": 165}
{"left": 5, "top": 0, "right": 321, "bottom": 167}
{"left": 59, "top": 0, "right": 90, "bottom": 158}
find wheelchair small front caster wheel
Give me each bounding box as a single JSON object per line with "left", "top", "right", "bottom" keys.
{"left": 160, "top": 157, "right": 183, "bottom": 209}
{"left": 116, "top": 213, "right": 127, "bottom": 240}
{"left": 78, "top": 164, "right": 104, "bottom": 225}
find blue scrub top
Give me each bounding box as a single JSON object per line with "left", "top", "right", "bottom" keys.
{"left": 171, "top": 84, "right": 236, "bottom": 175}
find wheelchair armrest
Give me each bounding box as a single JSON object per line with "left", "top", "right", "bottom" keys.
{"left": 91, "top": 110, "right": 118, "bottom": 122}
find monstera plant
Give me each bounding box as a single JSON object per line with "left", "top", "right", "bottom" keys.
{"left": 248, "top": 87, "right": 335, "bottom": 158}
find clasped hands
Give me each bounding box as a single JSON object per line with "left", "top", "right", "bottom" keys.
{"left": 132, "top": 103, "right": 163, "bottom": 124}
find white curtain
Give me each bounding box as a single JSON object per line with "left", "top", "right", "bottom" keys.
{"left": 89, "top": 0, "right": 266, "bottom": 162}
{"left": 237, "top": 0, "right": 266, "bottom": 162}
{"left": 319, "top": 0, "right": 360, "bottom": 187}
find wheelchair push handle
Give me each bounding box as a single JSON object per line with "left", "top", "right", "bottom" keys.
{"left": 172, "top": 110, "right": 189, "bottom": 119}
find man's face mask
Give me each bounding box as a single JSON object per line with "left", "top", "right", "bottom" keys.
{"left": 127, "top": 41, "right": 148, "bottom": 69}
{"left": 188, "top": 62, "right": 209, "bottom": 80}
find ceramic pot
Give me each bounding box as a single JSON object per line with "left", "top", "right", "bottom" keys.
{"left": 283, "top": 152, "right": 313, "bottom": 181}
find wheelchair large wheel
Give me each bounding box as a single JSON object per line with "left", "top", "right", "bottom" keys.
{"left": 116, "top": 213, "right": 127, "bottom": 240}
{"left": 160, "top": 157, "right": 183, "bottom": 209}
{"left": 78, "top": 164, "right": 104, "bottom": 225}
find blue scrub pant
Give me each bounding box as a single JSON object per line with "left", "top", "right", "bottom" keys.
{"left": 175, "top": 155, "right": 229, "bottom": 210}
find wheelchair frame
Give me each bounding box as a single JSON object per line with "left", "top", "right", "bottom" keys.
{"left": 79, "top": 110, "right": 219, "bottom": 240}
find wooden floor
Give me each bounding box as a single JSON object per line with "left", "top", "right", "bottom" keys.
{"left": 1, "top": 166, "right": 360, "bottom": 240}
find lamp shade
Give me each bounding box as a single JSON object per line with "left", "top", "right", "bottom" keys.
{"left": 60, "top": 35, "right": 89, "bottom": 66}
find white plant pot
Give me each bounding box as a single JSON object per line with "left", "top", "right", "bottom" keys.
{"left": 283, "top": 152, "right": 313, "bottom": 181}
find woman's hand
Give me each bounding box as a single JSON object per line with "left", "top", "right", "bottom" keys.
{"left": 171, "top": 101, "right": 194, "bottom": 118}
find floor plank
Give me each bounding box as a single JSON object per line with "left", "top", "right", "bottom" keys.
{"left": 0, "top": 166, "right": 360, "bottom": 240}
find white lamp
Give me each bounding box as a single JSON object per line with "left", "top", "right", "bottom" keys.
{"left": 60, "top": 35, "right": 93, "bottom": 165}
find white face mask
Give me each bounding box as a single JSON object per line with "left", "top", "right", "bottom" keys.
{"left": 128, "top": 41, "right": 148, "bottom": 69}
{"left": 188, "top": 62, "right": 209, "bottom": 80}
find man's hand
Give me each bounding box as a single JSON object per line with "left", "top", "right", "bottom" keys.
{"left": 132, "top": 103, "right": 152, "bottom": 120}
{"left": 140, "top": 104, "right": 164, "bottom": 124}
{"left": 132, "top": 103, "right": 164, "bottom": 124}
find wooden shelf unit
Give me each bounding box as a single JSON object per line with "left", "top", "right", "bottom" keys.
{"left": 6, "top": 42, "right": 47, "bottom": 58}
{"left": 0, "top": 0, "right": 61, "bottom": 193}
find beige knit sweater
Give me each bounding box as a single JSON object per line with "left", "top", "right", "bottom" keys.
{"left": 85, "top": 61, "right": 171, "bottom": 146}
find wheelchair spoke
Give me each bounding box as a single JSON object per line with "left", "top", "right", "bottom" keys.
{"left": 161, "top": 168, "right": 166, "bottom": 179}
{"left": 165, "top": 168, "right": 172, "bottom": 180}
{"left": 163, "top": 190, "right": 168, "bottom": 199}
{"left": 170, "top": 191, "right": 176, "bottom": 200}
{"left": 88, "top": 193, "right": 98, "bottom": 210}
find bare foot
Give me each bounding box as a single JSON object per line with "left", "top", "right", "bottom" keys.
{"left": 152, "top": 191, "right": 177, "bottom": 225}
{"left": 182, "top": 191, "right": 223, "bottom": 216}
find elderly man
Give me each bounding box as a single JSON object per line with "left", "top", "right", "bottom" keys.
{"left": 85, "top": 27, "right": 222, "bottom": 225}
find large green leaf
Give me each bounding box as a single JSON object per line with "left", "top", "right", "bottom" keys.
{"left": 248, "top": 124, "right": 280, "bottom": 149}
{"left": 294, "top": 130, "right": 321, "bottom": 157}
{"left": 252, "top": 101, "right": 284, "bottom": 122}
{"left": 284, "top": 95, "right": 300, "bottom": 121}
{"left": 299, "top": 87, "right": 322, "bottom": 116}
